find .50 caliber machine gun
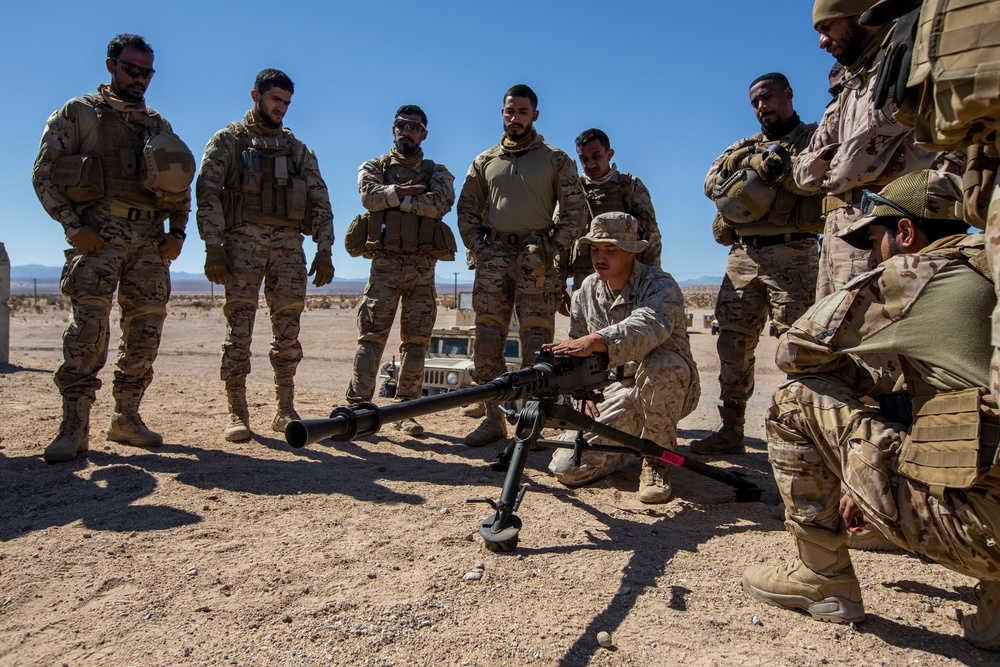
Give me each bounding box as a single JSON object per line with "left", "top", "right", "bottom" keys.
{"left": 285, "top": 350, "right": 762, "bottom": 552}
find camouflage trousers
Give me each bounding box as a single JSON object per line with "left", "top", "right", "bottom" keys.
{"left": 549, "top": 348, "right": 700, "bottom": 486}
{"left": 815, "top": 207, "right": 871, "bottom": 301}
{"left": 220, "top": 224, "right": 306, "bottom": 388}
{"left": 55, "top": 211, "right": 170, "bottom": 404}
{"left": 715, "top": 237, "right": 818, "bottom": 405}
{"left": 472, "top": 240, "right": 557, "bottom": 383}
{"left": 346, "top": 253, "right": 437, "bottom": 403}
{"left": 767, "top": 376, "right": 1000, "bottom": 582}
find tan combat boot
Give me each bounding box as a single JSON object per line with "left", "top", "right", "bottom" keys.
{"left": 742, "top": 520, "right": 865, "bottom": 623}
{"left": 964, "top": 580, "right": 1000, "bottom": 650}
{"left": 44, "top": 395, "right": 93, "bottom": 463}
{"left": 272, "top": 385, "right": 301, "bottom": 432}
{"left": 460, "top": 402, "right": 486, "bottom": 418}
{"left": 107, "top": 393, "right": 163, "bottom": 447}
{"left": 463, "top": 401, "right": 507, "bottom": 447}
{"left": 638, "top": 457, "right": 672, "bottom": 504}
{"left": 225, "top": 385, "right": 251, "bottom": 442}
{"left": 690, "top": 402, "right": 746, "bottom": 455}
{"left": 391, "top": 417, "right": 425, "bottom": 436}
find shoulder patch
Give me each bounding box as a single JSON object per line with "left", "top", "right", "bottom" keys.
{"left": 362, "top": 161, "right": 379, "bottom": 173}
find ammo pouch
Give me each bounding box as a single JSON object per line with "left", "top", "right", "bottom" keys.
{"left": 51, "top": 154, "right": 104, "bottom": 203}
{"left": 513, "top": 233, "right": 550, "bottom": 296}
{"left": 344, "top": 212, "right": 373, "bottom": 258}
{"left": 357, "top": 209, "right": 456, "bottom": 261}
{"left": 897, "top": 387, "right": 1000, "bottom": 490}
{"left": 962, "top": 140, "right": 999, "bottom": 230}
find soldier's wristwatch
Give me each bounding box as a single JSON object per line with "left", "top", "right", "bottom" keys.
{"left": 168, "top": 228, "right": 187, "bottom": 240}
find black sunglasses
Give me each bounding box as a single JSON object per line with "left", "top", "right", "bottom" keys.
{"left": 860, "top": 189, "right": 920, "bottom": 221}
{"left": 111, "top": 57, "right": 155, "bottom": 80}
{"left": 393, "top": 118, "right": 426, "bottom": 133}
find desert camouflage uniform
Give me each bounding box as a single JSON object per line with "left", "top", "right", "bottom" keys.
{"left": 196, "top": 110, "right": 334, "bottom": 390}
{"left": 767, "top": 233, "right": 1000, "bottom": 583}
{"left": 549, "top": 260, "right": 700, "bottom": 484}
{"left": 706, "top": 119, "right": 822, "bottom": 407}
{"left": 574, "top": 166, "right": 661, "bottom": 287}
{"left": 457, "top": 132, "right": 588, "bottom": 380}
{"left": 31, "top": 88, "right": 189, "bottom": 405}
{"left": 346, "top": 152, "right": 455, "bottom": 403}
{"left": 793, "top": 33, "right": 935, "bottom": 300}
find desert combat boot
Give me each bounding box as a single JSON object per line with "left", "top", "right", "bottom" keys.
{"left": 225, "top": 385, "right": 251, "bottom": 442}
{"left": 638, "top": 457, "right": 672, "bottom": 503}
{"left": 964, "top": 579, "right": 1000, "bottom": 650}
{"left": 272, "top": 385, "right": 301, "bottom": 432}
{"left": 463, "top": 401, "right": 507, "bottom": 447}
{"left": 107, "top": 392, "right": 163, "bottom": 447}
{"left": 44, "top": 395, "right": 94, "bottom": 463}
{"left": 690, "top": 402, "right": 746, "bottom": 454}
{"left": 742, "top": 521, "right": 865, "bottom": 623}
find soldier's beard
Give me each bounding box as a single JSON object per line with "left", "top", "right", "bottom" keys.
{"left": 505, "top": 122, "right": 533, "bottom": 142}
{"left": 394, "top": 138, "right": 419, "bottom": 156}
{"left": 255, "top": 102, "right": 282, "bottom": 130}
{"left": 835, "top": 22, "right": 871, "bottom": 67}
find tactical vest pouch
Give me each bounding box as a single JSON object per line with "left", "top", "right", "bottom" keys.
{"left": 240, "top": 149, "right": 262, "bottom": 194}
{"left": 52, "top": 154, "right": 105, "bottom": 203}
{"left": 962, "top": 140, "right": 998, "bottom": 230}
{"left": 898, "top": 387, "right": 1000, "bottom": 489}
{"left": 344, "top": 213, "right": 373, "bottom": 258}
{"left": 712, "top": 211, "right": 738, "bottom": 247}
{"left": 428, "top": 219, "right": 456, "bottom": 261}
{"left": 288, "top": 178, "right": 308, "bottom": 222}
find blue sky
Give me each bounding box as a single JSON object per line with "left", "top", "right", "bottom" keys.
{"left": 2, "top": 0, "right": 839, "bottom": 283}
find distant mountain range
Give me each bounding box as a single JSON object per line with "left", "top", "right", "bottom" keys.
{"left": 6, "top": 264, "right": 720, "bottom": 295}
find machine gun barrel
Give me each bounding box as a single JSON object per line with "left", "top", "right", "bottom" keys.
{"left": 285, "top": 350, "right": 610, "bottom": 449}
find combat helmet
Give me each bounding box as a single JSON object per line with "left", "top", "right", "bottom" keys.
{"left": 713, "top": 144, "right": 791, "bottom": 224}
{"left": 141, "top": 130, "right": 196, "bottom": 204}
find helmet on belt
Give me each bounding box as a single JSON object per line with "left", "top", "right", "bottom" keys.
{"left": 713, "top": 168, "right": 777, "bottom": 224}
{"left": 141, "top": 131, "right": 196, "bottom": 203}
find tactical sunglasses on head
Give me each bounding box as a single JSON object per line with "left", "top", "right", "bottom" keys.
{"left": 393, "top": 118, "right": 426, "bottom": 133}
{"left": 860, "top": 189, "right": 920, "bottom": 221}
{"left": 111, "top": 57, "right": 155, "bottom": 80}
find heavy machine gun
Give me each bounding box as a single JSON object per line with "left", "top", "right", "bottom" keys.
{"left": 285, "top": 350, "right": 763, "bottom": 552}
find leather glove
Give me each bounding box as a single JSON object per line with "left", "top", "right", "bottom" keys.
{"left": 748, "top": 151, "right": 788, "bottom": 186}
{"left": 66, "top": 224, "right": 104, "bottom": 253}
{"left": 158, "top": 234, "right": 183, "bottom": 261}
{"left": 722, "top": 146, "right": 752, "bottom": 173}
{"left": 308, "top": 250, "right": 334, "bottom": 287}
{"left": 204, "top": 245, "right": 230, "bottom": 285}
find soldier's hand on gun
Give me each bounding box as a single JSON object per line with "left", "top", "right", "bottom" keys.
{"left": 309, "top": 250, "right": 335, "bottom": 287}
{"left": 839, "top": 495, "right": 869, "bottom": 534}
{"left": 157, "top": 233, "right": 183, "bottom": 261}
{"left": 397, "top": 184, "right": 426, "bottom": 197}
{"left": 543, "top": 333, "right": 608, "bottom": 358}
{"left": 204, "top": 245, "right": 230, "bottom": 284}
{"left": 66, "top": 224, "right": 105, "bottom": 254}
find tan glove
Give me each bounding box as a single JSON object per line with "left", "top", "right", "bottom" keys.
{"left": 308, "top": 250, "right": 334, "bottom": 287}
{"left": 158, "top": 234, "right": 183, "bottom": 260}
{"left": 204, "top": 245, "right": 230, "bottom": 285}
{"left": 66, "top": 224, "right": 104, "bottom": 253}
{"left": 722, "top": 146, "right": 753, "bottom": 173}
{"left": 748, "top": 151, "right": 788, "bottom": 185}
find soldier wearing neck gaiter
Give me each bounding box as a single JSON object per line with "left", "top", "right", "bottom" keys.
{"left": 693, "top": 73, "right": 822, "bottom": 456}
{"left": 344, "top": 105, "right": 456, "bottom": 436}
{"left": 794, "top": 0, "right": 935, "bottom": 301}
{"left": 196, "top": 69, "right": 334, "bottom": 443}
{"left": 31, "top": 33, "right": 195, "bottom": 463}
{"left": 457, "top": 84, "right": 589, "bottom": 447}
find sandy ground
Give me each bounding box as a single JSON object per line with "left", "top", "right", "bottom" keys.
{"left": 0, "top": 297, "right": 995, "bottom": 666}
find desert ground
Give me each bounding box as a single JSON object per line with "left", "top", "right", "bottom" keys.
{"left": 0, "top": 292, "right": 996, "bottom": 666}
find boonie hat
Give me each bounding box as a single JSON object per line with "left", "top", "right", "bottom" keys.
{"left": 838, "top": 169, "right": 965, "bottom": 249}
{"left": 576, "top": 212, "right": 649, "bottom": 255}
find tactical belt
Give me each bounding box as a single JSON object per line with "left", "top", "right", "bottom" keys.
{"left": 821, "top": 187, "right": 866, "bottom": 214}
{"left": 94, "top": 201, "right": 157, "bottom": 221}
{"left": 489, "top": 230, "right": 539, "bottom": 246}
{"left": 738, "top": 232, "right": 817, "bottom": 250}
